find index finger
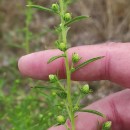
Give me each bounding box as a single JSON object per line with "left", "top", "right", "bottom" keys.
{"left": 18, "top": 42, "right": 130, "bottom": 88}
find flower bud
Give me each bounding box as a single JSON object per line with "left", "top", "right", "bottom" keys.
{"left": 60, "top": 101, "right": 64, "bottom": 106}
{"left": 72, "top": 53, "right": 80, "bottom": 63}
{"left": 39, "top": 114, "right": 43, "bottom": 119}
{"left": 15, "top": 79, "right": 20, "bottom": 84}
{"left": 102, "top": 121, "right": 112, "bottom": 130}
{"left": 49, "top": 74, "right": 58, "bottom": 83}
{"left": 51, "top": 3, "right": 59, "bottom": 12}
{"left": 51, "top": 91, "right": 57, "bottom": 97}
{"left": 80, "top": 84, "right": 90, "bottom": 94}
{"left": 64, "top": 13, "right": 72, "bottom": 22}
{"left": 58, "top": 42, "right": 67, "bottom": 51}
{"left": 57, "top": 105, "right": 62, "bottom": 110}
{"left": 57, "top": 115, "right": 66, "bottom": 124}
{"left": 71, "top": 67, "right": 75, "bottom": 73}
{"left": 48, "top": 112, "right": 52, "bottom": 117}
{"left": 73, "top": 105, "right": 80, "bottom": 112}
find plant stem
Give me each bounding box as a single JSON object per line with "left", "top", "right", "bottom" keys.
{"left": 24, "top": 0, "right": 33, "bottom": 53}
{"left": 59, "top": 0, "right": 75, "bottom": 129}
{"left": 65, "top": 54, "right": 75, "bottom": 130}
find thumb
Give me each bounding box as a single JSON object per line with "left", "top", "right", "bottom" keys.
{"left": 48, "top": 89, "right": 130, "bottom": 130}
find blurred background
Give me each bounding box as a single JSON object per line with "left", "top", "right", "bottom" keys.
{"left": 0, "top": 0, "right": 130, "bottom": 129}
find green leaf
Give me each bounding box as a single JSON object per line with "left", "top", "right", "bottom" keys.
{"left": 47, "top": 54, "right": 66, "bottom": 64}
{"left": 65, "top": 16, "right": 89, "bottom": 26}
{"left": 79, "top": 109, "right": 106, "bottom": 118}
{"left": 56, "top": 91, "right": 67, "bottom": 99}
{"left": 71, "top": 56, "right": 104, "bottom": 73}
{"left": 33, "top": 85, "right": 62, "bottom": 90}
{"left": 55, "top": 123, "right": 61, "bottom": 126}
{"left": 26, "top": 5, "right": 53, "bottom": 13}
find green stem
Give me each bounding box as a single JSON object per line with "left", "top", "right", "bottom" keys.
{"left": 65, "top": 54, "right": 75, "bottom": 130}
{"left": 57, "top": 81, "right": 65, "bottom": 91}
{"left": 24, "top": 0, "right": 33, "bottom": 54}
{"left": 25, "top": 25, "right": 30, "bottom": 53}
{"left": 59, "top": 0, "right": 75, "bottom": 130}
{"left": 65, "top": 101, "right": 71, "bottom": 119}
{"left": 65, "top": 123, "right": 70, "bottom": 130}
{"left": 76, "top": 94, "right": 81, "bottom": 106}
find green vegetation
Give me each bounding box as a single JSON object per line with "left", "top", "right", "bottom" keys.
{"left": 0, "top": 0, "right": 115, "bottom": 129}
{"left": 26, "top": 0, "right": 111, "bottom": 130}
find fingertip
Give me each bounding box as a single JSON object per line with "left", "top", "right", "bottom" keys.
{"left": 18, "top": 55, "right": 26, "bottom": 76}
{"left": 18, "top": 52, "right": 46, "bottom": 79}
{"left": 18, "top": 53, "right": 33, "bottom": 77}
{"left": 18, "top": 50, "right": 65, "bottom": 80}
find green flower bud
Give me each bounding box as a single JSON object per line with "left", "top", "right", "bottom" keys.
{"left": 72, "top": 53, "right": 80, "bottom": 63}
{"left": 102, "top": 121, "right": 112, "bottom": 130}
{"left": 15, "top": 79, "right": 20, "bottom": 84}
{"left": 39, "top": 114, "right": 43, "bottom": 119}
{"left": 64, "top": 13, "right": 72, "bottom": 22}
{"left": 51, "top": 3, "right": 59, "bottom": 12}
{"left": 42, "top": 117, "right": 46, "bottom": 122}
{"left": 71, "top": 67, "right": 75, "bottom": 73}
{"left": 57, "top": 105, "right": 62, "bottom": 110}
{"left": 60, "top": 101, "right": 64, "bottom": 106}
{"left": 49, "top": 74, "right": 58, "bottom": 83}
{"left": 73, "top": 105, "right": 80, "bottom": 112}
{"left": 48, "top": 112, "right": 52, "bottom": 117}
{"left": 51, "top": 91, "right": 57, "bottom": 97}
{"left": 58, "top": 42, "right": 67, "bottom": 51}
{"left": 80, "top": 84, "right": 90, "bottom": 94}
{"left": 57, "top": 115, "right": 66, "bottom": 124}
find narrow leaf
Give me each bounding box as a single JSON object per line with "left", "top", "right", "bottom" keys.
{"left": 79, "top": 109, "right": 106, "bottom": 118}
{"left": 33, "top": 85, "right": 62, "bottom": 90}
{"left": 74, "top": 115, "right": 78, "bottom": 118}
{"left": 65, "top": 16, "right": 89, "bottom": 26}
{"left": 47, "top": 54, "right": 66, "bottom": 64}
{"left": 55, "top": 123, "right": 61, "bottom": 126}
{"left": 71, "top": 56, "right": 104, "bottom": 73}
{"left": 26, "top": 5, "right": 53, "bottom": 13}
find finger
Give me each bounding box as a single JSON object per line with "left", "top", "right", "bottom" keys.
{"left": 18, "top": 43, "right": 130, "bottom": 87}
{"left": 48, "top": 89, "right": 130, "bottom": 130}
{"left": 48, "top": 125, "right": 66, "bottom": 130}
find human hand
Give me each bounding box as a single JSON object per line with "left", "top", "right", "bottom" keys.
{"left": 18, "top": 43, "right": 130, "bottom": 130}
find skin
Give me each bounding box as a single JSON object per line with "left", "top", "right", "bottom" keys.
{"left": 18, "top": 43, "right": 130, "bottom": 130}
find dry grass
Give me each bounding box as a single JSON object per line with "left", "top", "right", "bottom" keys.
{"left": 69, "top": 0, "right": 130, "bottom": 45}
{"left": 1, "top": 0, "right": 130, "bottom": 48}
